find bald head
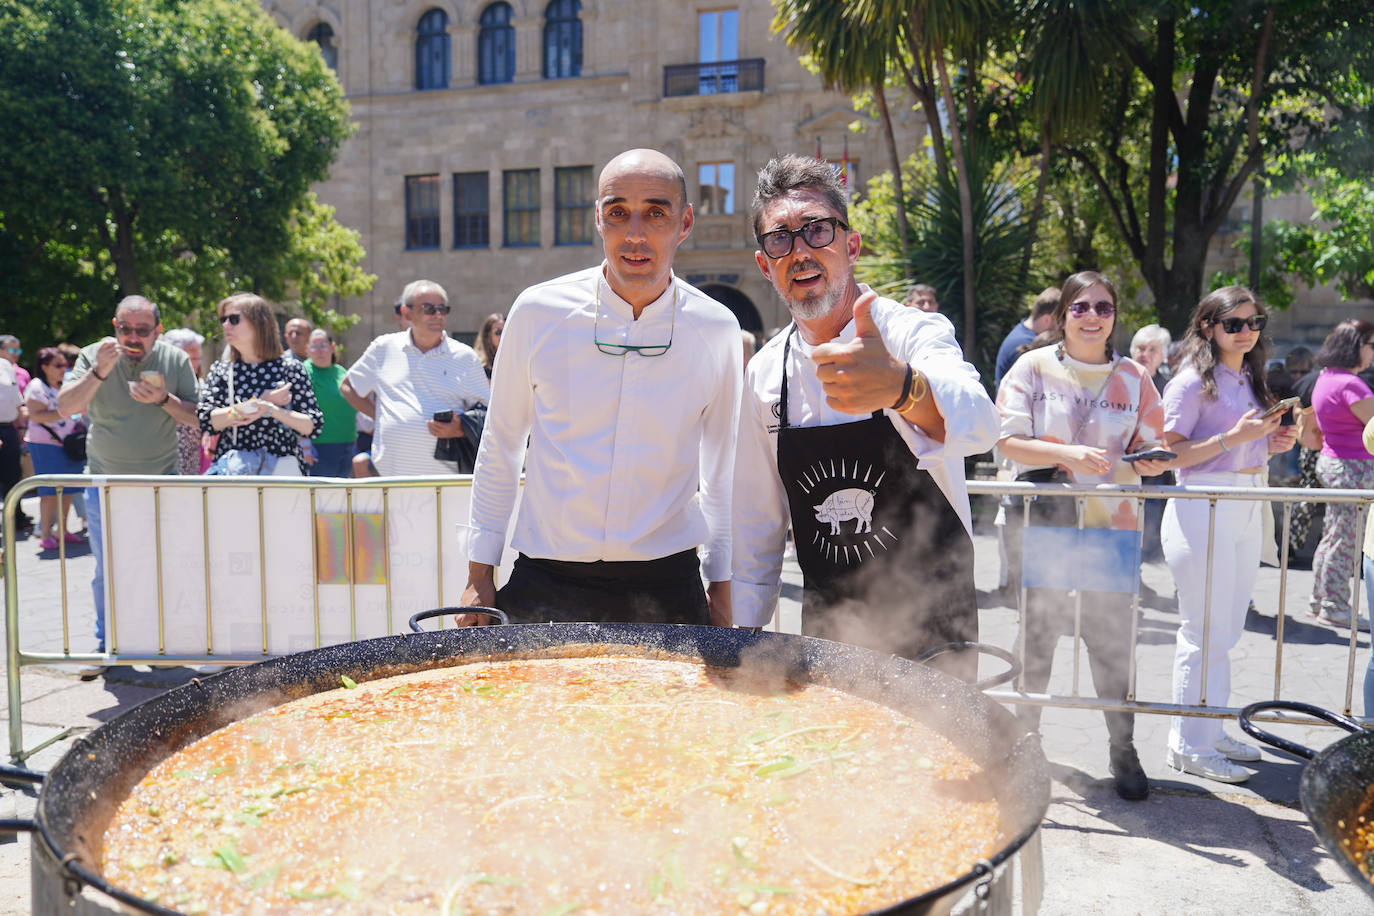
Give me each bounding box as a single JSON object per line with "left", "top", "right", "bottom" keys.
{"left": 598, "top": 149, "right": 688, "bottom": 210}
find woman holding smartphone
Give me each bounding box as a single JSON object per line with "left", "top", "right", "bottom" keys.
{"left": 198, "top": 293, "right": 323, "bottom": 476}
{"left": 1159, "top": 286, "right": 1296, "bottom": 784}
{"left": 997, "top": 270, "right": 1170, "bottom": 801}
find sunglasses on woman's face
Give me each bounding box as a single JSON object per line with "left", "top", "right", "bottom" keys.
{"left": 1213, "top": 315, "right": 1266, "bottom": 334}
{"left": 1067, "top": 300, "right": 1115, "bottom": 318}
{"left": 219, "top": 313, "right": 242, "bottom": 326}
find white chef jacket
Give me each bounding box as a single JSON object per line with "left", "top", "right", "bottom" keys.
{"left": 465, "top": 265, "right": 743, "bottom": 580}
{"left": 731, "top": 289, "right": 1000, "bottom": 627}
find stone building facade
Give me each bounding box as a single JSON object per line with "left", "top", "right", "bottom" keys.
{"left": 262, "top": 0, "right": 926, "bottom": 355}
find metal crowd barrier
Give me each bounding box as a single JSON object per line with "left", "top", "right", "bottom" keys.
{"left": 968, "top": 480, "right": 1373, "bottom": 730}
{"left": 3, "top": 473, "right": 481, "bottom": 762}
{"left": 4, "top": 475, "right": 1371, "bottom": 762}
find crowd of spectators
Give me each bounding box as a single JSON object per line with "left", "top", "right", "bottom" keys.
{"left": 2, "top": 150, "right": 1371, "bottom": 794}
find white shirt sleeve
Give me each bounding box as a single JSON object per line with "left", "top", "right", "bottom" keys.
{"left": 344, "top": 339, "right": 381, "bottom": 399}
{"left": 696, "top": 320, "right": 743, "bottom": 582}
{"left": 730, "top": 353, "right": 791, "bottom": 628}
{"left": 465, "top": 298, "right": 535, "bottom": 566}
{"left": 452, "top": 343, "right": 492, "bottom": 408}
{"left": 885, "top": 305, "right": 1001, "bottom": 465}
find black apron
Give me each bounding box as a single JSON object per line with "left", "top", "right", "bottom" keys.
{"left": 776, "top": 330, "right": 978, "bottom": 672}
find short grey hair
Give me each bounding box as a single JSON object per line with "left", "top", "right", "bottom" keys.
{"left": 162, "top": 328, "right": 204, "bottom": 349}
{"left": 115, "top": 295, "right": 161, "bottom": 324}
{"left": 0, "top": 335, "right": 17, "bottom": 348}
{"left": 749, "top": 155, "right": 849, "bottom": 241}
{"left": 1130, "top": 324, "right": 1172, "bottom": 352}
{"left": 401, "top": 280, "right": 447, "bottom": 309}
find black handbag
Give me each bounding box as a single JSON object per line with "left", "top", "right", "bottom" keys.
{"left": 40, "top": 422, "right": 87, "bottom": 463}
{"left": 434, "top": 404, "right": 487, "bottom": 473}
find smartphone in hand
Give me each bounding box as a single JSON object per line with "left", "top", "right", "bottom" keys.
{"left": 432, "top": 410, "right": 454, "bottom": 423}
{"left": 1122, "top": 448, "right": 1177, "bottom": 463}
{"left": 1259, "top": 396, "right": 1301, "bottom": 419}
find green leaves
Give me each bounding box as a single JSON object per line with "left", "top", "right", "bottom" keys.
{"left": 0, "top": 0, "right": 366, "bottom": 343}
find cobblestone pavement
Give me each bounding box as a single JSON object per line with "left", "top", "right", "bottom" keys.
{"left": 2, "top": 492, "right": 1371, "bottom": 913}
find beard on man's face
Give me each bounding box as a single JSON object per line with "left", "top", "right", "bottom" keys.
{"left": 776, "top": 258, "right": 843, "bottom": 320}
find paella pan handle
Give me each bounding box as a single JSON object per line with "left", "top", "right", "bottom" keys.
{"left": 408, "top": 606, "right": 509, "bottom": 633}
{"left": 1238, "top": 700, "right": 1365, "bottom": 761}
{"left": 914, "top": 641, "right": 1021, "bottom": 692}
{"left": 0, "top": 762, "right": 44, "bottom": 788}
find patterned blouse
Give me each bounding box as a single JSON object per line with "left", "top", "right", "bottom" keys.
{"left": 197, "top": 357, "right": 323, "bottom": 473}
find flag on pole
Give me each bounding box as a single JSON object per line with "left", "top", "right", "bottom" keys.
{"left": 816, "top": 136, "right": 823, "bottom": 161}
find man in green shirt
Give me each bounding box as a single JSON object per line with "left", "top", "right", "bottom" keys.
{"left": 59, "top": 295, "right": 199, "bottom": 667}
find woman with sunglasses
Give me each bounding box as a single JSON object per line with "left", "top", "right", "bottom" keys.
{"left": 303, "top": 329, "right": 355, "bottom": 478}
{"left": 1158, "top": 286, "right": 1295, "bottom": 784}
{"left": 22, "top": 347, "right": 85, "bottom": 549}
{"left": 198, "top": 294, "right": 322, "bottom": 476}
{"left": 1306, "top": 319, "right": 1374, "bottom": 628}
{"left": 473, "top": 313, "right": 505, "bottom": 378}
{"left": 997, "top": 270, "right": 1170, "bottom": 801}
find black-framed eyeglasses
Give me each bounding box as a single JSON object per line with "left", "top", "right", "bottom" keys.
{"left": 593, "top": 281, "right": 677, "bottom": 358}
{"left": 114, "top": 322, "right": 157, "bottom": 337}
{"left": 415, "top": 302, "right": 450, "bottom": 316}
{"left": 758, "top": 217, "right": 849, "bottom": 259}
{"left": 218, "top": 314, "right": 242, "bottom": 326}
{"left": 1214, "top": 315, "right": 1266, "bottom": 334}
{"left": 1067, "top": 300, "right": 1116, "bottom": 318}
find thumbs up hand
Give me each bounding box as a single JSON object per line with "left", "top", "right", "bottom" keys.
{"left": 810, "top": 291, "right": 908, "bottom": 414}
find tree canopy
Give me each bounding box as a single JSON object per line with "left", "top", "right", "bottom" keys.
{"left": 775, "top": 0, "right": 1374, "bottom": 349}
{"left": 0, "top": 0, "right": 370, "bottom": 346}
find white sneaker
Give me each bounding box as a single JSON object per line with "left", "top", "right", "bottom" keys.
{"left": 1166, "top": 749, "right": 1250, "bottom": 783}
{"left": 1214, "top": 733, "right": 1262, "bottom": 762}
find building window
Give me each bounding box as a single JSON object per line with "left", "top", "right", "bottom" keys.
{"left": 503, "top": 169, "right": 540, "bottom": 247}
{"left": 479, "top": 3, "right": 515, "bottom": 85}
{"left": 697, "top": 162, "right": 734, "bottom": 215}
{"left": 698, "top": 9, "right": 738, "bottom": 94}
{"left": 306, "top": 22, "right": 338, "bottom": 73}
{"left": 543, "top": 0, "right": 582, "bottom": 79}
{"left": 554, "top": 166, "right": 594, "bottom": 245}
{"left": 453, "top": 172, "right": 490, "bottom": 249}
{"left": 405, "top": 174, "right": 440, "bottom": 249}
{"left": 415, "top": 9, "right": 450, "bottom": 90}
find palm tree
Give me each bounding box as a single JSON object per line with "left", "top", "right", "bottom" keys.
{"left": 776, "top": 0, "right": 1006, "bottom": 359}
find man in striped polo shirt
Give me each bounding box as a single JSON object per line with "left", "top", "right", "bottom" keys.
{"left": 341, "top": 280, "right": 489, "bottom": 476}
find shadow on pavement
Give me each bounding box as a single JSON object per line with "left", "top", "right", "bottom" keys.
{"left": 1046, "top": 759, "right": 1344, "bottom": 892}
{"left": 1245, "top": 610, "right": 1370, "bottom": 649}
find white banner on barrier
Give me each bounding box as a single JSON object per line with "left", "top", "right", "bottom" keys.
{"left": 97, "top": 480, "right": 519, "bottom": 658}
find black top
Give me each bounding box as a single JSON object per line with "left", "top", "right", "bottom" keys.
{"left": 197, "top": 357, "right": 323, "bottom": 469}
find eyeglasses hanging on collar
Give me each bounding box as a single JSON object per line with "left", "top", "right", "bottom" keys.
{"left": 592, "top": 277, "right": 677, "bottom": 357}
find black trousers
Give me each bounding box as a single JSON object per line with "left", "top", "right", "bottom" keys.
{"left": 496, "top": 550, "right": 710, "bottom": 626}
{"left": 0, "top": 423, "right": 22, "bottom": 509}
{"left": 1004, "top": 493, "right": 1136, "bottom": 749}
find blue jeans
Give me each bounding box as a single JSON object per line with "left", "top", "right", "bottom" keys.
{"left": 86, "top": 485, "right": 105, "bottom": 650}
{"left": 1363, "top": 555, "right": 1374, "bottom": 716}
{"left": 307, "top": 441, "right": 353, "bottom": 478}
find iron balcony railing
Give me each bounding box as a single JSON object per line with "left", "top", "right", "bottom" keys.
{"left": 663, "top": 58, "right": 764, "bottom": 97}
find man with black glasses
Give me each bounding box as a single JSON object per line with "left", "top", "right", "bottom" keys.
{"left": 462, "top": 149, "right": 742, "bottom": 626}
{"left": 731, "top": 155, "right": 998, "bottom": 678}
{"left": 341, "top": 280, "right": 488, "bottom": 476}
{"left": 59, "top": 296, "right": 199, "bottom": 672}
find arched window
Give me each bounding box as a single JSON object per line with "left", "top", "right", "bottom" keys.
{"left": 306, "top": 22, "right": 338, "bottom": 73}
{"left": 543, "top": 0, "right": 581, "bottom": 79}
{"left": 478, "top": 3, "right": 515, "bottom": 85}
{"left": 415, "top": 9, "right": 450, "bottom": 90}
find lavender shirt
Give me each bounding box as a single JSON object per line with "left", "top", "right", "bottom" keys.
{"left": 1161, "top": 365, "right": 1268, "bottom": 478}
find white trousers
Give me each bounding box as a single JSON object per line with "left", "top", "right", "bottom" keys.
{"left": 1162, "top": 471, "right": 1263, "bottom": 756}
